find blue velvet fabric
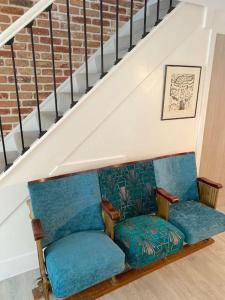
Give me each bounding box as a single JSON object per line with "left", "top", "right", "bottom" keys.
{"left": 114, "top": 215, "right": 184, "bottom": 268}
{"left": 28, "top": 172, "right": 104, "bottom": 247}
{"left": 169, "top": 201, "right": 225, "bottom": 244}
{"left": 98, "top": 160, "right": 157, "bottom": 220}
{"left": 45, "top": 231, "right": 125, "bottom": 298}
{"left": 153, "top": 153, "right": 199, "bottom": 202}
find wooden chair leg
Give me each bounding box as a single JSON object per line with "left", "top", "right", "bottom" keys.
{"left": 33, "top": 278, "right": 50, "bottom": 300}
{"left": 111, "top": 276, "right": 118, "bottom": 286}
{"left": 43, "top": 282, "right": 50, "bottom": 300}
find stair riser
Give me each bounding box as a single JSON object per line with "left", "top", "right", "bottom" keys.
{"left": 94, "top": 54, "right": 116, "bottom": 74}
{"left": 13, "top": 132, "right": 39, "bottom": 154}
{"left": 74, "top": 74, "right": 100, "bottom": 92}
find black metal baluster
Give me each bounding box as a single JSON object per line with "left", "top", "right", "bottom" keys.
{"left": 7, "top": 39, "right": 27, "bottom": 154}
{"left": 100, "top": 0, "right": 106, "bottom": 78}
{"left": 83, "top": 0, "right": 92, "bottom": 92}
{"left": 155, "top": 0, "right": 162, "bottom": 26}
{"left": 27, "top": 22, "right": 45, "bottom": 137}
{"left": 168, "top": 0, "right": 174, "bottom": 13}
{"left": 142, "top": 0, "right": 148, "bottom": 38}
{"left": 0, "top": 116, "right": 11, "bottom": 170}
{"left": 66, "top": 0, "right": 77, "bottom": 108}
{"left": 129, "top": 0, "right": 134, "bottom": 51}
{"left": 114, "top": 0, "right": 121, "bottom": 65}
{"left": 48, "top": 6, "right": 60, "bottom": 121}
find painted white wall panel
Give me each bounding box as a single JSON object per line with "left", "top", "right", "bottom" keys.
{"left": 0, "top": 203, "right": 37, "bottom": 281}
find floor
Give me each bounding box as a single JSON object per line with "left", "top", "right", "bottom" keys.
{"left": 1, "top": 207, "right": 225, "bottom": 300}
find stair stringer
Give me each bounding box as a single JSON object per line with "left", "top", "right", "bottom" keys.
{"left": 0, "top": 3, "right": 204, "bottom": 189}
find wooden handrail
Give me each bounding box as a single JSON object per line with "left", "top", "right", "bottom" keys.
{"left": 0, "top": 0, "right": 54, "bottom": 48}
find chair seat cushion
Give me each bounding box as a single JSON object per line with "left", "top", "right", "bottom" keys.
{"left": 169, "top": 200, "right": 225, "bottom": 244}
{"left": 45, "top": 231, "right": 125, "bottom": 298}
{"left": 114, "top": 215, "right": 184, "bottom": 268}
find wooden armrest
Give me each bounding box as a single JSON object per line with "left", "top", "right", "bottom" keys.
{"left": 198, "top": 177, "right": 222, "bottom": 209}
{"left": 198, "top": 177, "right": 223, "bottom": 189}
{"left": 32, "top": 219, "right": 44, "bottom": 241}
{"left": 156, "top": 188, "right": 179, "bottom": 203}
{"left": 101, "top": 199, "right": 120, "bottom": 221}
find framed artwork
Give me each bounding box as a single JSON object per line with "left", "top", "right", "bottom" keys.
{"left": 161, "top": 65, "right": 202, "bottom": 120}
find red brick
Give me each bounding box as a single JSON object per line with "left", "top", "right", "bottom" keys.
{"left": 0, "top": 6, "right": 24, "bottom": 15}
{"left": 9, "top": 0, "right": 33, "bottom": 7}
{"left": 0, "top": 93, "right": 9, "bottom": 99}
{"left": 0, "top": 50, "right": 11, "bottom": 58}
{"left": 0, "top": 15, "right": 11, "bottom": 23}
{"left": 22, "top": 100, "right": 37, "bottom": 107}
{"left": 0, "top": 108, "right": 10, "bottom": 114}
{"left": 1, "top": 116, "right": 19, "bottom": 123}
{"left": 0, "top": 0, "right": 143, "bottom": 131}
{"left": 2, "top": 124, "right": 12, "bottom": 131}
{"left": 0, "top": 100, "right": 17, "bottom": 107}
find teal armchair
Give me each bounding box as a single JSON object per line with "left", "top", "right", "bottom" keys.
{"left": 28, "top": 171, "right": 125, "bottom": 299}
{"left": 98, "top": 160, "right": 184, "bottom": 269}
{"left": 154, "top": 152, "right": 225, "bottom": 244}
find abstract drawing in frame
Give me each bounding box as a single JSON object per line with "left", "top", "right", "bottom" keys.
{"left": 161, "top": 65, "right": 202, "bottom": 120}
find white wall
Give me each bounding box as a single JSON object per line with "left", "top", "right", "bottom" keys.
{"left": 1, "top": 1, "right": 225, "bottom": 281}
{"left": 60, "top": 28, "right": 210, "bottom": 173}
{"left": 0, "top": 201, "right": 37, "bottom": 281}
{"left": 0, "top": 3, "right": 204, "bottom": 188}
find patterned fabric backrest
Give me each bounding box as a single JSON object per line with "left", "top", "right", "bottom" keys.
{"left": 28, "top": 171, "right": 104, "bottom": 247}
{"left": 153, "top": 153, "right": 199, "bottom": 202}
{"left": 98, "top": 160, "right": 157, "bottom": 220}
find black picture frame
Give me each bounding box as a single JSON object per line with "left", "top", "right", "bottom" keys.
{"left": 161, "top": 65, "right": 202, "bottom": 120}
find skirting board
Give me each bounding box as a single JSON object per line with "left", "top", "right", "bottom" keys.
{"left": 33, "top": 238, "right": 214, "bottom": 300}
{"left": 0, "top": 251, "right": 38, "bottom": 282}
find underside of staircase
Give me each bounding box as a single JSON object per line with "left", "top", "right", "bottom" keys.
{"left": 2, "top": 0, "right": 225, "bottom": 282}
{"left": 0, "top": 0, "right": 177, "bottom": 182}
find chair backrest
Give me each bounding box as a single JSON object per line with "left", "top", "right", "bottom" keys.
{"left": 28, "top": 171, "right": 104, "bottom": 247}
{"left": 153, "top": 152, "right": 199, "bottom": 202}
{"left": 98, "top": 160, "right": 157, "bottom": 220}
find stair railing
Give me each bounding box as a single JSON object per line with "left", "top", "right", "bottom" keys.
{"left": 0, "top": 0, "right": 55, "bottom": 159}
{"left": 0, "top": 0, "right": 176, "bottom": 173}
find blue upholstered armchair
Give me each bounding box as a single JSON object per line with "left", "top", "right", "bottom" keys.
{"left": 154, "top": 152, "right": 225, "bottom": 244}
{"left": 28, "top": 171, "right": 125, "bottom": 299}
{"left": 99, "top": 161, "right": 184, "bottom": 269}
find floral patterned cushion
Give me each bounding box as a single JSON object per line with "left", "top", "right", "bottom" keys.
{"left": 98, "top": 160, "right": 157, "bottom": 220}
{"left": 114, "top": 215, "right": 184, "bottom": 268}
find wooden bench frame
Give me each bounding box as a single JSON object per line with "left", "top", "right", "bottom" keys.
{"left": 28, "top": 152, "right": 222, "bottom": 300}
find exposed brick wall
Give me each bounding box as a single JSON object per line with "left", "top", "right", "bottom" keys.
{"left": 0, "top": 0, "right": 143, "bottom": 135}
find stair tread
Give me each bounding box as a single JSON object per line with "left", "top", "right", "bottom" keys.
{"left": 59, "top": 91, "right": 84, "bottom": 96}
{"left": 59, "top": 91, "right": 84, "bottom": 101}
{"left": 76, "top": 72, "right": 101, "bottom": 79}
{"left": 95, "top": 49, "right": 127, "bottom": 60}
